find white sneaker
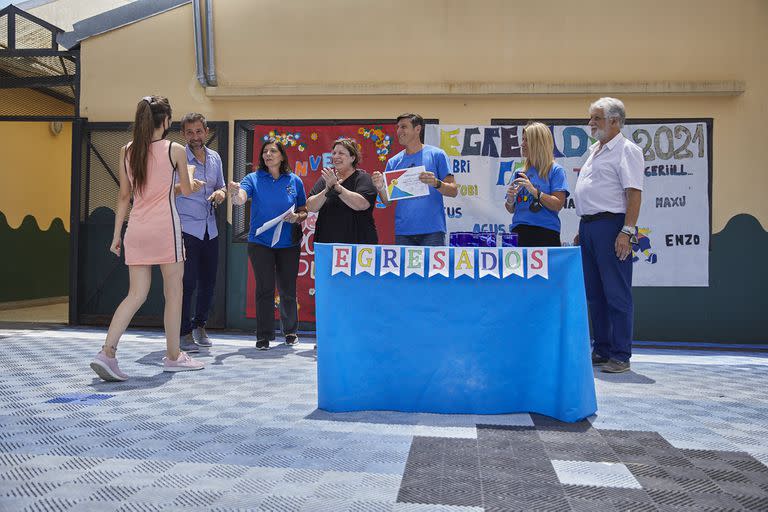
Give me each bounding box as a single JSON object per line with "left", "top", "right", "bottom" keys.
{"left": 192, "top": 326, "right": 212, "bottom": 347}
{"left": 163, "top": 352, "right": 205, "bottom": 372}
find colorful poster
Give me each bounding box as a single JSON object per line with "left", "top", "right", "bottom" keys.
{"left": 245, "top": 123, "right": 403, "bottom": 321}
{"left": 425, "top": 121, "right": 711, "bottom": 287}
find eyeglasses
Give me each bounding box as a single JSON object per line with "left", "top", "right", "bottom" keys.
{"left": 589, "top": 116, "right": 605, "bottom": 122}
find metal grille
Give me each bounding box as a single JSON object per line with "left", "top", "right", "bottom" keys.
{"left": 0, "top": 87, "right": 74, "bottom": 117}
{"left": 232, "top": 121, "right": 254, "bottom": 242}
{"left": 0, "top": 14, "right": 7, "bottom": 48}
{"left": 0, "top": 5, "right": 78, "bottom": 119}
{"left": 74, "top": 122, "right": 229, "bottom": 327}
{"left": 14, "top": 13, "right": 54, "bottom": 50}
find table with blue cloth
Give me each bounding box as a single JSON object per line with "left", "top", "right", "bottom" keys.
{"left": 314, "top": 243, "right": 597, "bottom": 422}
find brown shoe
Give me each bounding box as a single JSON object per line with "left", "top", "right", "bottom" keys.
{"left": 602, "top": 359, "right": 630, "bottom": 373}
{"left": 591, "top": 353, "right": 609, "bottom": 365}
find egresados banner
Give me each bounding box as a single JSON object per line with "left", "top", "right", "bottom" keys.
{"left": 425, "top": 121, "right": 711, "bottom": 287}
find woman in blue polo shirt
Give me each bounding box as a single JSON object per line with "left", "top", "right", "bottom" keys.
{"left": 504, "top": 122, "right": 569, "bottom": 247}
{"left": 228, "top": 139, "right": 307, "bottom": 350}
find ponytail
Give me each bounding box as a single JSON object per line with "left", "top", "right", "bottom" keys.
{"left": 128, "top": 95, "right": 172, "bottom": 195}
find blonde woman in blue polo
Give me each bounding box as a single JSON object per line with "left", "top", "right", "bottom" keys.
{"left": 504, "top": 122, "right": 569, "bottom": 247}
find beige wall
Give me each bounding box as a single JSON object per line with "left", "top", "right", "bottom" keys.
{"left": 0, "top": 119, "right": 72, "bottom": 230}
{"left": 79, "top": 0, "right": 768, "bottom": 231}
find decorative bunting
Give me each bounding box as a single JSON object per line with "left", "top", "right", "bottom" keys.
{"left": 354, "top": 245, "right": 376, "bottom": 276}
{"left": 454, "top": 248, "right": 475, "bottom": 279}
{"left": 331, "top": 245, "right": 352, "bottom": 276}
{"left": 501, "top": 248, "right": 524, "bottom": 279}
{"left": 329, "top": 245, "right": 554, "bottom": 280}
{"left": 428, "top": 248, "right": 450, "bottom": 278}
{"left": 478, "top": 249, "right": 500, "bottom": 279}
{"left": 527, "top": 248, "right": 549, "bottom": 279}
{"left": 404, "top": 247, "right": 426, "bottom": 277}
{"left": 379, "top": 247, "right": 401, "bottom": 276}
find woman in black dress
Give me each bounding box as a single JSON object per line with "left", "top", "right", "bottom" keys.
{"left": 306, "top": 138, "right": 378, "bottom": 244}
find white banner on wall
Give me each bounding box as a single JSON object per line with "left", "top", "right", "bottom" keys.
{"left": 425, "top": 121, "right": 711, "bottom": 287}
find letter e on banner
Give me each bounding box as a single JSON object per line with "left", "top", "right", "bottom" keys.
{"left": 454, "top": 248, "right": 475, "bottom": 279}
{"left": 428, "top": 248, "right": 450, "bottom": 277}
{"left": 478, "top": 248, "right": 500, "bottom": 279}
{"left": 380, "top": 246, "right": 401, "bottom": 276}
{"left": 501, "top": 248, "right": 524, "bottom": 278}
{"left": 332, "top": 246, "right": 352, "bottom": 276}
{"left": 527, "top": 248, "right": 549, "bottom": 279}
{"left": 404, "top": 247, "right": 426, "bottom": 277}
{"left": 355, "top": 245, "right": 376, "bottom": 276}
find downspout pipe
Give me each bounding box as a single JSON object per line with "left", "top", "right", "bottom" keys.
{"left": 193, "top": 0, "right": 207, "bottom": 86}
{"left": 204, "top": 0, "right": 218, "bottom": 86}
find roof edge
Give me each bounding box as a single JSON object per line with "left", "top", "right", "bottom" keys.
{"left": 57, "top": 0, "right": 190, "bottom": 50}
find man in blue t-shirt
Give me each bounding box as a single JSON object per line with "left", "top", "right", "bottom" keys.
{"left": 373, "top": 113, "right": 458, "bottom": 246}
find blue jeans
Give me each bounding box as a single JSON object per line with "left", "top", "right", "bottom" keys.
{"left": 181, "top": 231, "right": 219, "bottom": 335}
{"left": 578, "top": 214, "right": 633, "bottom": 363}
{"left": 394, "top": 232, "right": 445, "bottom": 247}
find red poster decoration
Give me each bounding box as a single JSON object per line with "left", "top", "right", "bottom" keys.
{"left": 245, "top": 122, "right": 402, "bottom": 323}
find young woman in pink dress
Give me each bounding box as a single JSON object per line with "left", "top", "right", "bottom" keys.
{"left": 90, "top": 96, "right": 205, "bottom": 381}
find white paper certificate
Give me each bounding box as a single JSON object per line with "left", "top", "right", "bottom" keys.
{"left": 255, "top": 205, "right": 295, "bottom": 246}
{"left": 383, "top": 165, "right": 430, "bottom": 201}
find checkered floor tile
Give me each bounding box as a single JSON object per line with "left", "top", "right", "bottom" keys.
{"left": 0, "top": 327, "right": 767, "bottom": 511}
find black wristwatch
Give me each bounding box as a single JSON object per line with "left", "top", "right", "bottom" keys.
{"left": 435, "top": 179, "right": 442, "bottom": 190}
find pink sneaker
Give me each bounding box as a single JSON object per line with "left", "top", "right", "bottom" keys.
{"left": 90, "top": 351, "right": 129, "bottom": 382}
{"left": 163, "top": 352, "right": 205, "bottom": 373}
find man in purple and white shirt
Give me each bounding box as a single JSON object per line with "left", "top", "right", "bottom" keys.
{"left": 175, "top": 113, "right": 225, "bottom": 351}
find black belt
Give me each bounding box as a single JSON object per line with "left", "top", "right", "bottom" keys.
{"left": 581, "top": 212, "right": 621, "bottom": 223}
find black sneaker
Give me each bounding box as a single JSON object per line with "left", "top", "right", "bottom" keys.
{"left": 591, "top": 353, "right": 609, "bottom": 365}
{"left": 602, "top": 359, "right": 630, "bottom": 373}
{"left": 285, "top": 334, "right": 298, "bottom": 346}
{"left": 256, "top": 340, "right": 270, "bottom": 351}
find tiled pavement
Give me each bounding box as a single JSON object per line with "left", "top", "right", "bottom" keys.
{"left": 0, "top": 326, "right": 767, "bottom": 511}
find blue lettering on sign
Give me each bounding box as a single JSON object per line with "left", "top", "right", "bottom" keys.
{"left": 549, "top": 126, "right": 565, "bottom": 158}
{"left": 561, "top": 127, "right": 590, "bottom": 158}
{"left": 473, "top": 223, "right": 508, "bottom": 233}
{"left": 322, "top": 152, "right": 332, "bottom": 168}
{"left": 496, "top": 160, "right": 524, "bottom": 186}
{"left": 309, "top": 155, "right": 322, "bottom": 171}
{"left": 452, "top": 159, "right": 472, "bottom": 173}
{"left": 445, "top": 206, "right": 462, "bottom": 219}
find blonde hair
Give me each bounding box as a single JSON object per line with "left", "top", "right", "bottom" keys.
{"left": 522, "top": 122, "right": 555, "bottom": 179}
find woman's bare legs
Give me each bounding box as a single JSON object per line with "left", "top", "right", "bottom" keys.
{"left": 160, "top": 261, "right": 184, "bottom": 360}
{"left": 102, "top": 265, "right": 152, "bottom": 357}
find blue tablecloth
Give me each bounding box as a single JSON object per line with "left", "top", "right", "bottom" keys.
{"left": 315, "top": 243, "right": 597, "bottom": 422}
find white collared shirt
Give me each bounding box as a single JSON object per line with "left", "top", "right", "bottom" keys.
{"left": 574, "top": 132, "right": 644, "bottom": 217}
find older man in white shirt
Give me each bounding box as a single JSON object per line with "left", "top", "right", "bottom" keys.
{"left": 574, "top": 97, "right": 644, "bottom": 373}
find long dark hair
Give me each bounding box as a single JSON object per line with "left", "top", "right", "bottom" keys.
{"left": 258, "top": 138, "right": 291, "bottom": 175}
{"left": 128, "top": 95, "right": 172, "bottom": 194}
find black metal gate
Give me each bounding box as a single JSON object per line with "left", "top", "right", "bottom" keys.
{"left": 71, "top": 121, "right": 229, "bottom": 327}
